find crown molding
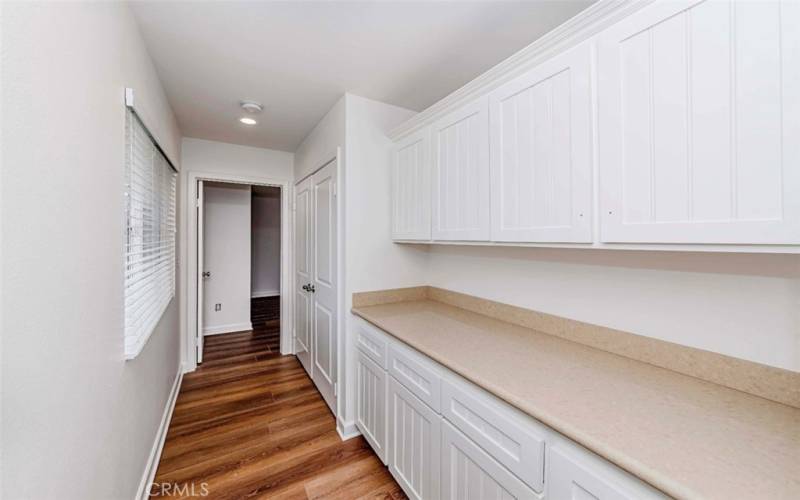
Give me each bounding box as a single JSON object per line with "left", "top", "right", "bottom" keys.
{"left": 388, "top": 0, "right": 654, "bottom": 141}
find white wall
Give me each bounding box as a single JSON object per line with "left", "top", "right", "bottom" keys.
{"left": 179, "top": 138, "right": 293, "bottom": 364}
{"left": 2, "top": 3, "right": 182, "bottom": 498}
{"left": 203, "top": 183, "right": 252, "bottom": 334}
{"left": 426, "top": 246, "right": 800, "bottom": 372}
{"left": 294, "top": 96, "right": 346, "bottom": 181}
{"left": 251, "top": 189, "right": 282, "bottom": 297}
{"left": 341, "top": 94, "right": 429, "bottom": 429}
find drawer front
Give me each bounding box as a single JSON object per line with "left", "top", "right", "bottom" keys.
{"left": 388, "top": 342, "right": 442, "bottom": 412}
{"left": 442, "top": 420, "right": 541, "bottom": 500}
{"left": 441, "top": 378, "right": 545, "bottom": 492}
{"left": 389, "top": 377, "right": 441, "bottom": 500}
{"left": 355, "top": 318, "right": 389, "bottom": 369}
{"left": 356, "top": 351, "right": 389, "bottom": 465}
{"left": 548, "top": 447, "right": 637, "bottom": 500}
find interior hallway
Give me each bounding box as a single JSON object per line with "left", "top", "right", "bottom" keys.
{"left": 150, "top": 297, "right": 404, "bottom": 499}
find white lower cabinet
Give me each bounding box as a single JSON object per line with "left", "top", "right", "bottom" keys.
{"left": 389, "top": 377, "right": 441, "bottom": 500}
{"left": 357, "top": 321, "right": 666, "bottom": 500}
{"left": 442, "top": 420, "right": 540, "bottom": 500}
{"left": 356, "top": 350, "right": 388, "bottom": 464}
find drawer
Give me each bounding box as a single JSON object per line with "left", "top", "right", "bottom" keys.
{"left": 355, "top": 318, "right": 389, "bottom": 369}
{"left": 547, "top": 445, "right": 667, "bottom": 500}
{"left": 388, "top": 341, "right": 442, "bottom": 412}
{"left": 441, "top": 377, "right": 545, "bottom": 492}
{"left": 442, "top": 420, "right": 541, "bottom": 500}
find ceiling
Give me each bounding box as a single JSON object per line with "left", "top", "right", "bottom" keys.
{"left": 131, "top": 1, "right": 595, "bottom": 152}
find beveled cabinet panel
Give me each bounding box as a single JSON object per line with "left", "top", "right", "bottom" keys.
{"left": 598, "top": 0, "right": 800, "bottom": 244}
{"left": 489, "top": 42, "right": 593, "bottom": 243}
{"left": 431, "top": 97, "right": 491, "bottom": 241}
{"left": 392, "top": 127, "right": 432, "bottom": 241}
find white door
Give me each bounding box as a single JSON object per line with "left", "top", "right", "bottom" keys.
{"left": 196, "top": 180, "right": 205, "bottom": 364}
{"left": 489, "top": 42, "right": 593, "bottom": 243}
{"left": 431, "top": 97, "right": 491, "bottom": 241}
{"left": 392, "top": 127, "right": 432, "bottom": 241}
{"left": 356, "top": 351, "right": 388, "bottom": 464}
{"left": 389, "top": 377, "right": 441, "bottom": 500}
{"left": 598, "top": 0, "right": 800, "bottom": 244}
{"left": 311, "top": 160, "right": 337, "bottom": 412}
{"left": 441, "top": 421, "right": 538, "bottom": 500}
{"left": 294, "top": 175, "right": 313, "bottom": 375}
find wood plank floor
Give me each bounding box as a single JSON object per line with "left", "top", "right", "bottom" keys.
{"left": 151, "top": 297, "right": 405, "bottom": 499}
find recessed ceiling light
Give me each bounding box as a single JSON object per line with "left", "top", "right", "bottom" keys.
{"left": 239, "top": 117, "right": 257, "bottom": 125}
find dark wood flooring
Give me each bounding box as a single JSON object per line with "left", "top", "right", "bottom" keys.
{"left": 151, "top": 296, "right": 404, "bottom": 499}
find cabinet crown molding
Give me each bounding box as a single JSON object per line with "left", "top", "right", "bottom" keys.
{"left": 389, "top": 0, "right": 654, "bottom": 141}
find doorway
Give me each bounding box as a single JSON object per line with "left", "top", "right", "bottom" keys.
{"left": 187, "top": 173, "right": 291, "bottom": 372}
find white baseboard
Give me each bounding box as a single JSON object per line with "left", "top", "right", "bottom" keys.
{"left": 251, "top": 290, "right": 280, "bottom": 298}
{"left": 136, "top": 367, "right": 183, "bottom": 500}
{"left": 202, "top": 322, "right": 252, "bottom": 336}
{"left": 337, "top": 419, "right": 361, "bottom": 441}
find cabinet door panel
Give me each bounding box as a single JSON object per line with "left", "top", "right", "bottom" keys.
{"left": 442, "top": 421, "right": 540, "bottom": 500}
{"left": 490, "top": 42, "right": 593, "bottom": 243}
{"left": 389, "top": 377, "right": 441, "bottom": 500}
{"left": 598, "top": 0, "right": 800, "bottom": 244}
{"left": 356, "top": 351, "right": 388, "bottom": 464}
{"left": 432, "top": 97, "right": 491, "bottom": 241}
{"left": 392, "top": 127, "right": 431, "bottom": 240}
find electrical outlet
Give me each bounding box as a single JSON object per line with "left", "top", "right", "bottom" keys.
{"left": 215, "top": 303, "right": 221, "bottom": 311}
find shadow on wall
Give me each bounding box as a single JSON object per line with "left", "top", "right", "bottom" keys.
{"left": 426, "top": 245, "right": 800, "bottom": 279}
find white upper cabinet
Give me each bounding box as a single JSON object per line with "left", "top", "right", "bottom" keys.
{"left": 598, "top": 0, "right": 800, "bottom": 244}
{"left": 392, "top": 127, "right": 431, "bottom": 241}
{"left": 431, "top": 97, "right": 491, "bottom": 241}
{"left": 490, "top": 42, "right": 594, "bottom": 243}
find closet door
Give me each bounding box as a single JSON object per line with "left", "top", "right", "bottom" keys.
{"left": 598, "top": 0, "right": 800, "bottom": 244}
{"left": 489, "top": 43, "right": 593, "bottom": 243}
{"left": 311, "top": 160, "right": 338, "bottom": 413}
{"left": 431, "top": 97, "right": 490, "bottom": 241}
{"left": 294, "top": 175, "right": 313, "bottom": 375}
{"left": 392, "top": 127, "right": 431, "bottom": 241}
{"left": 388, "top": 377, "right": 441, "bottom": 500}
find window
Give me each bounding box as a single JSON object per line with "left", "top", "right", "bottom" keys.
{"left": 124, "top": 109, "right": 177, "bottom": 359}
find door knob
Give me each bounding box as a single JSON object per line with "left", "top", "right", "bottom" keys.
{"left": 309, "top": 284, "right": 316, "bottom": 293}
{"left": 202, "top": 271, "right": 211, "bottom": 278}
{"left": 302, "top": 284, "right": 310, "bottom": 292}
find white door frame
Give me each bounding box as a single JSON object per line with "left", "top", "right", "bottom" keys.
{"left": 184, "top": 171, "right": 293, "bottom": 373}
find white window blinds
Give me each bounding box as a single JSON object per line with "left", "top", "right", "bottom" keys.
{"left": 124, "top": 109, "right": 177, "bottom": 359}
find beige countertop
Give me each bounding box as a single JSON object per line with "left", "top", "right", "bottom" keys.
{"left": 352, "top": 299, "right": 800, "bottom": 500}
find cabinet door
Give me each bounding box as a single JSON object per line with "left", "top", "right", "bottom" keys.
{"left": 392, "top": 127, "right": 432, "bottom": 241}
{"left": 431, "top": 97, "right": 491, "bottom": 241}
{"left": 356, "top": 351, "right": 389, "bottom": 464}
{"left": 598, "top": 0, "right": 800, "bottom": 244}
{"left": 441, "top": 421, "right": 540, "bottom": 500}
{"left": 489, "top": 42, "right": 593, "bottom": 243}
{"left": 389, "top": 377, "right": 441, "bottom": 500}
